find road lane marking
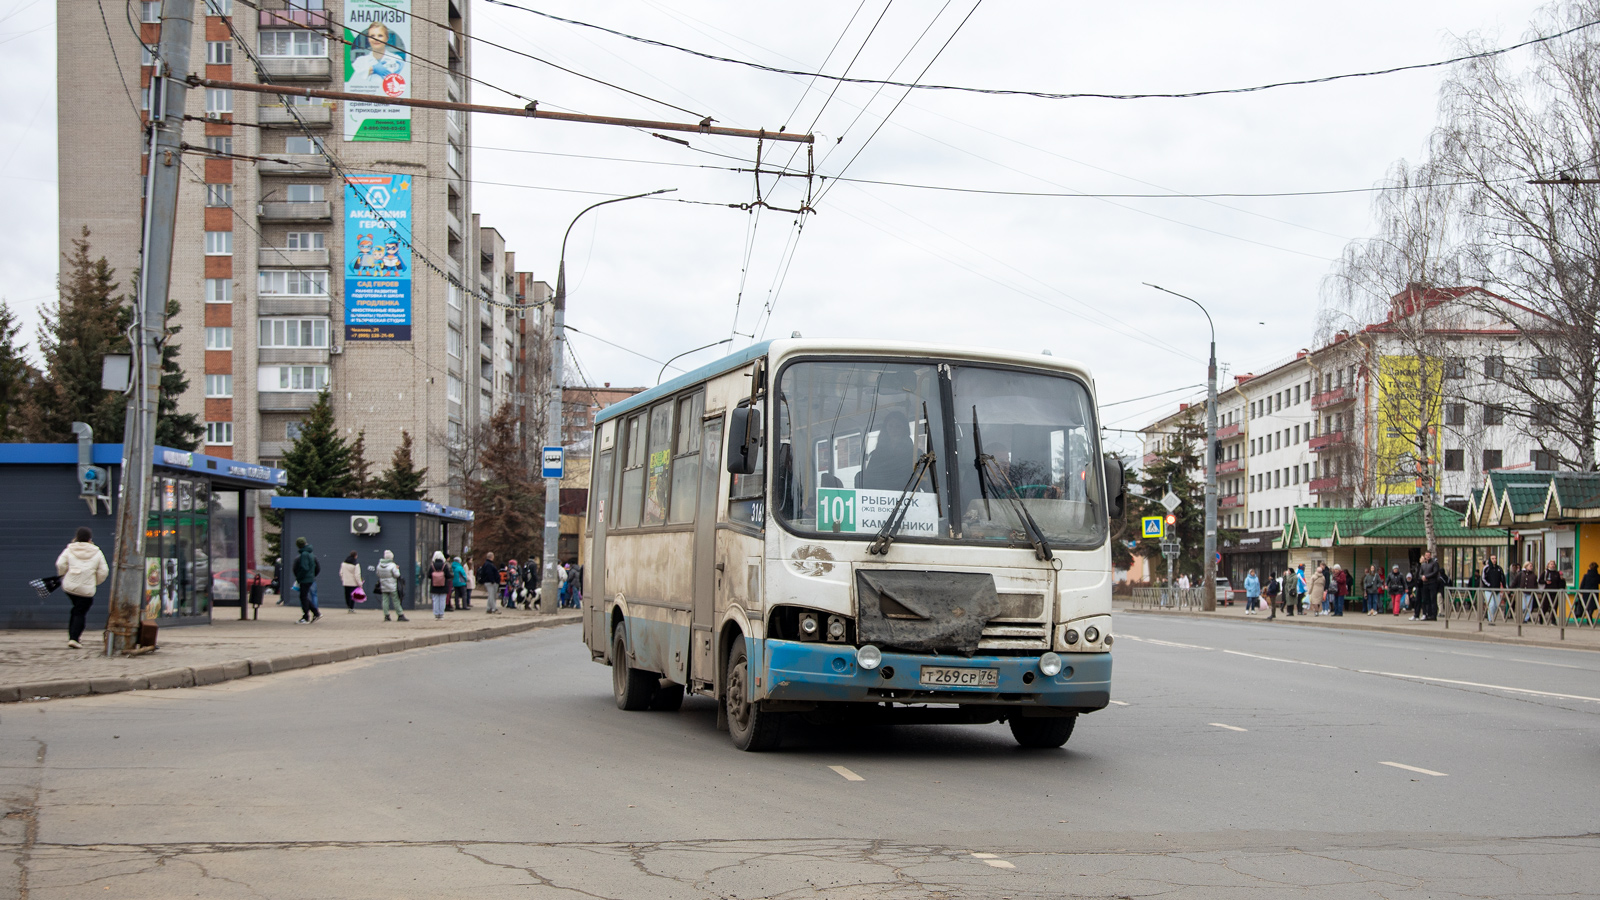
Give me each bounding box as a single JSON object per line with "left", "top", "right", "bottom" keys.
{"left": 1121, "top": 635, "right": 1214, "bottom": 650}
{"left": 829, "top": 765, "right": 864, "bottom": 781}
{"left": 1381, "top": 761, "right": 1448, "bottom": 777}
{"left": 1209, "top": 722, "right": 1248, "bottom": 732}
{"left": 970, "top": 853, "right": 1014, "bottom": 868}
{"left": 1223, "top": 649, "right": 1338, "bottom": 669}
{"left": 1109, "top": 700, "right": 1129, "bottom": 706}
{"left": 1358, "top": 670, "right": 1600, "bottom": 704}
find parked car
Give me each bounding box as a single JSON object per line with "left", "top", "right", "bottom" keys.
{"left": 1215, "top": 577, "right": 1234, "bottom": 605}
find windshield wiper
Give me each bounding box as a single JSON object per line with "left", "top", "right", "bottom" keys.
{"left": 867, "top": 402, "right": 943, "bottom": 555}
{"left": 972, "top": 405, "right": 1054, "bottom": 562}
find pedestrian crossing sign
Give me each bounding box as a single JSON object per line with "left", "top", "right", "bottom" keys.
{"left": 1141, "top": 516, "right": 1164, "bottom": 539}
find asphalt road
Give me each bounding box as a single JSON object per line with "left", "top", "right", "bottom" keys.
{"left": 3, "top": 614, "right": 1598, "bottom": 898}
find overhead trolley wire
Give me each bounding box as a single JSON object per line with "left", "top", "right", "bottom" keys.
{"left": 478, "top": 1, "right": 1600, "bottom": 102}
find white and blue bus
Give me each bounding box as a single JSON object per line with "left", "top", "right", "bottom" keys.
{"left": 582, "top": 339, "right": 1123, "bottom": 750}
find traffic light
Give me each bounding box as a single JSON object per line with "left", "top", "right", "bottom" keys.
{"left": 1165, "top": 513, "right": 1177, "bottom": 527}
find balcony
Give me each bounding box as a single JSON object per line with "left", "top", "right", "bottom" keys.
{"left": 259, "top": 57, "right": 332, "bottom": 80}
{"left": 259, "top": 105, "right": 332, "bottom": 128}
{"left": 1220, "top": 494, "right": 1243, "bottom": 510}
{"left": 1309, "top": 431, "right": 1346, "bottom": 452}
{"left": 259, "top": 200, "right": 332, "bottom": 222}
{"left": 259, "top": 247, "right": 329, "bottom": 267}
{"left": 258, "top": 154, "right": 332, "bottom": 176}
{"left": 1311, "top": 386, "right": 1354, "bottom": 410}
{"left": 1216, "top": 422, "right": 1242, "bottom": 439}
{"left": 258, "top": 392, "right": 319, "bottom": 412}
{"left": 258, "top": 8, "right": 332, "bottom": 29}
{"left": 1309, "top": 477, "right": 1341, "bottom": 493}
{"left": 258, "top": 348, "right": 330, "bottom": 365}
{"left": 259, "top": 296, "right": 330, "bottom": 316}
{"left": 1217, "top": 458, "right": 1242, "bottom": 475}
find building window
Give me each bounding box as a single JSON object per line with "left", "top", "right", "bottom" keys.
{"left": 141, "top": 1, "right": 160, "bottom": 22}
{"left": 205, "top": 422, "right": 234, "bottom": 446}
{"left": 284, "top": 232, "right": 325, "bottom": 250}
{"left": 447, "top": 374, "right": 462, "bottom": 403}
{"left": 203, "top": 0, "right": 232, "bottom": 14}
{"left": 447, "top": 141, "right": 462, "bottom": 172}
{"left": 1444, "top": 356, "right": 1466, "bottom": 379}
{"left": 1532, "top": 449, "right": 1555, "bottom": 469}
{"left": 205, "top": 89, "right": 232, "bottom": 114}
{"left": 204, "top": 231, "right": 232, "bottom": 255}
{"left": 205, "top": 327, "right": 232, "bottom": 350}
{"left": 1483, "top": 404, "right": 1505, "bottom": 426}
{"left": 258, "top": 318, "right": 329, "bottom": 348}
{"left": 205, "top": 184, "right": 233, "bottom": 208}
{"left": 284, "top": 183, "right": 324, "bottom": 202}
{"left": 205, "top": 135, "right": 232, "bottom": 156}
{"left": 1444, "top": 449, "right": 1464, "bottom": 471}
{"left": 1532, "top": 400, "right": 1557, "bottom": 427}
{"left": 448, "top": 284, "right": 462, "bottom": 309}
{"left": 1445, "top": 403, "right": 1466, "bottom": 427}
{"left": 447, "top": 326, "right": 462, "bottom": 359}
{"left": 1484, "top": 355, "right": 1504, "bottom": 379}
{"left": 257, "top": 270, "right": 327, "bottom": 296}
{"left": 1535, "top": 357, "right": 1558, "bottom": 379}
{"left": 1483, "top": 449, "right": 1503, "bottom": 471}
{"left": 205, "top": 278, "right": 232, "bottom": 303}
{"left": 284, "top": 136, "right": 324, "bottom": 155}
{"left": 259, "top": 30, "right": 327, "bottom": 57}
{"left": 141, "top": 46, "right": 156, "bottom": 66}
{"left": 260, "top": 365, "right": 329, "bottom": 392}
{"left": 205, "top": 374, "right": 233, "bottom": 398}
{"left": 206, "top": 41, "right": 233, "bottom": 65}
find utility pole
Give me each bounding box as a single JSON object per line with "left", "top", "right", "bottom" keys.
{"left": 105, "top": 0, "right": 196, "bottom": 656}
{"left": 540, "top": 190, "right": 674, "bottom": 613}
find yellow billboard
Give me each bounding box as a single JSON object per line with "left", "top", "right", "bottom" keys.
{"left": 1374, "top": 355, "right": 1441, "bottom": 496}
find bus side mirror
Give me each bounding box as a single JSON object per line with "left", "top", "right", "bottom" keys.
{"left": 727, "top": 406, "right": 761, "bottom": 475}
{"left": 1104, "top": 456, "right": 1125, "bottom": 519}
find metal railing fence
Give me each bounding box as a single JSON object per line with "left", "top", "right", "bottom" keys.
{"left": 1126, "top": 587, "right": 1208, "bottom": 610}
{"left": 1442, "top": 586, "right": 1599, "bottom": 640}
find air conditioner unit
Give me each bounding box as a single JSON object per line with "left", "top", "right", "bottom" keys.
{"left": 351, "top": 515, "right": 380, "bottom": 535}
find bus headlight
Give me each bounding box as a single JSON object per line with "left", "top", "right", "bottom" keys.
{"left": 1084, "top": 626, "right": 1100, "bottom": 643}
{"left": 1039, "top": 652, "right": 1063, "bottom": 677}
{"left": 826, "top": 615, "right": 847, "bottom": 642}
{"left": 856, "top": 644, "right": 882, "bottom": 670}
{"left": 1064, "top": 629, "right": 1080, "bottom": 645}
{"left": 799, "top": 613, "right": 819, "bottom": 639}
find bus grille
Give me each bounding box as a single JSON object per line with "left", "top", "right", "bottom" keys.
{"left": 979, "top": 622, "right": 1049, "bottom": 651}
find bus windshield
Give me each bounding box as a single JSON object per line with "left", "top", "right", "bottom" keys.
{"left": 775, "top": 358, "right": 1105, "bottom": 549}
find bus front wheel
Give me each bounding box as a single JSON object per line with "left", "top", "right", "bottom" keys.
{"left": 1009, "top": 714, "right": 1077, "bottom": 749}
{"left": 612, "top": 623, "right": 658, "bottom": 711}
{"left": 725, "top": 641, "right": 783, "bottom": 751}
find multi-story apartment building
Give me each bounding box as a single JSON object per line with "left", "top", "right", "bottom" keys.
{"left": 59, "top": 0, "right": 524, "bottom": 525}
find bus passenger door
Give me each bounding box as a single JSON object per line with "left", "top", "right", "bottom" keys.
{"left": 585, "top": 449, "right": 612, "bottom": 658}
{"left": 690, "top": 416, "right": 723, "bottom": 692}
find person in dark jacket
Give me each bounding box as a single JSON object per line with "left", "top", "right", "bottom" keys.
{"left": 1417, "top": 552, "right": 1443, "bottom": 621}
{"left": 1362, "top": 566, "right": 1383, "bottom": 616}
{"left": 1332, "top": 565, "right": 1350, "bottom": 616}
{"left": 1579, "top": 562, "right": 1599, "bottom": 619}
{"left": 1386, "top": 565, "right": 1407, "bottom": 616}
{"left": 291, "top": 537, "right": 321, "bottom": 624}
{"left": 1539, "top": 560, "right": 1567, "bottom": 624}
{"left": 1482, "top": 553, "right": 1506, "bottom": 625}
{"left": 476, "top": 553, "right": 501, "bottom": 611}
{"left": 428, "top": 551, "right": 450, "bottom": 619}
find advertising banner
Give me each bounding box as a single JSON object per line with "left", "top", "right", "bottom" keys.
{"left": 343, "top": 0, "right": 411, "bottom": 141}
{"left": 344, "top": 174, "right": 413, "bottom": 341}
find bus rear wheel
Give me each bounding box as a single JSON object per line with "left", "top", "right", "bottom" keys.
{"left": 612, "top": 623, "right": 658, "bottom": 711}
{"left": 725, "top": 640, "right": 783, "bottom": 751}
{"left": 1009, "top": 714, "right": 1077, "bottom": 748}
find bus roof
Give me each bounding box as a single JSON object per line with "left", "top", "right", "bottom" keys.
{"left": 592, "top": 338, "right": 1095, "bottom": 425}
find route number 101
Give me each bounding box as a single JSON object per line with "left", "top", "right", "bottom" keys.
{"left": 817, "top": 488, "right": 857, "bottom": 532}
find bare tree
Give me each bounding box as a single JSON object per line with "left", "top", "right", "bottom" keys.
{"left": 1435, "top": 0, "right": 1600, "bottom": 470}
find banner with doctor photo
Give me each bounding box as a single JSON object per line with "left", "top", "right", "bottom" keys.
{"left": 343, "top": 0, "right": 411, "bottom": 141}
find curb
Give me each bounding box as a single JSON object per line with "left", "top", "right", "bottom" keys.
{"left": 1117, "top": 606, "right": 1598, "bottom": 653}
{"left": 2, "top": 613, "right": 582, "bottom": 703}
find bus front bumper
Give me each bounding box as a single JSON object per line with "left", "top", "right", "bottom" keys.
{"left": 761, "top": 639, "right": 1111, "bottom": 710}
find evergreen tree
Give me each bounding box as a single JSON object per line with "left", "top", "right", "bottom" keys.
{"left": 1132, "top": 419, "right": 1208, "bottom": 581}
{"left": 372, "top": 430, "right": 428, "bottom": 500}
{"left": 465, "top": 404, "right": 539, "bottom": 562}
{"left": 22, "top": 228, "right": 127, "bottom": 442}
{"left": 347, "top": 429, "right": 373, "bottom": 498}
{"left": 154, "top": 299, "right": 202, "bottom": 450}
{"left": 263, "top": 390, "right": 353, "bottom": 565}
{"left": 0, "top": 300, "right": 35, "bottom": 441}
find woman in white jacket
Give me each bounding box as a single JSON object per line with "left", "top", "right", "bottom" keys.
{"left": 57, "top": 527, "right": 109, "bottom": 649}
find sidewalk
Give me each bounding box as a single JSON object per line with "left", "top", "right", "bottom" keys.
{"left": 0, "top": 596, "right": 582, "bottom": 702}
{"left": 1115, "top": 597, "right": 1600, "bottom": 652}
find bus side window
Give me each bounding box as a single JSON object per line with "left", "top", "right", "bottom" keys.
{"left": 728, "top": 404, "right": 766, "bottom": 528}
{"left": 667, "top": 393, "right": 704, "bottom": 524}
{"left": 618, "top": 413, "right": 646, "bottom": 529}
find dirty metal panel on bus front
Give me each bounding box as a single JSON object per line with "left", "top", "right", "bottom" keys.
{"left": 854, "top": 569, "right": 1000, "bottom": 657}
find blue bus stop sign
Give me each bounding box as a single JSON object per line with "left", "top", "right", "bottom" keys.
{"left": 542, "top": 446, "right": 564, "bottom": 479}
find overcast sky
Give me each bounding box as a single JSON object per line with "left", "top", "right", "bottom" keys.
{"left": 1, "top": 0, "right": 1559, "bottom": 456}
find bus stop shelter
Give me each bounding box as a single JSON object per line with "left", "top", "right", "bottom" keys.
{"left": 271, "top": 497, "right": 474, "bottom": 610}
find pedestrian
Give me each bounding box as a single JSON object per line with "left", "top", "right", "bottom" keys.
{"left": 1513, "top": 561, "right": 1536, "bottom": 623}
{"left": 1405, "top": 566, "right": 1419, "bottom": 619}
{"left": 463, "top": 555, "right": 476, "bottom": 609}
{"left": 1539, "top": 560, "right": 1567, "bottom": 624}
{"left": 339, "top": 550, "right": 362, "bottom": 613}
{"left": 1482, "top": 553, "right": 1506, "bottom": 625}
{"left": 1418, "top": 552, "right": 1443, "bottom": 621}
{"left": 450, "top": 556, "right": 469, "bottom": 610}
{"left": 502, "top": 559, "right": 520, "bottom": 612}
{"left": 570, "top": 563, "right": 584, "bottom": 609}
{"left": 292, "top": 537, "right": 321, "bottom": 624}
{"left": 1362, "top": 565, "right": 1380, "bottom": 615}
{"left": 477, "top": 552, "right": 502, "bottom": 613}
{"left": 1332, "top": 564, "right": 1349, "bottom": 616}
{"left": 1386, "top": 565, "right": 1406, "bottom": 616}
{"left": 558, "top": 561, "right": 571, "bottom": 608}
{"left": 1308, "top": 561, "right": 1326, "bottom": 615}
{"left": 1243, "top": 568, "right": 1260, "bottom": 614}
{"left": 375, "top": 549, "right": 408, "bottom": 622}
{"left": 56, "top": 526, "right": 109, "bottom": 649}
{"left": 1263, "top": 571, "right": 1280, "bottom": 619}
{"left": 428, "top": 550, "right": 450, "bottom": 619}
{"left": 1293, "top": 565, "right": 1307, "bottom": 616}
{"left": 1580, "top": 562, "right": 1600, "bottom": 620}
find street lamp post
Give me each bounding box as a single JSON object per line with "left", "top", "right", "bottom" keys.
{"left": 1145, "top": 284, "right": 1219, "bottom": 612}
{"left": 539, "top": 189, "right": 674, "bottom": 613}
